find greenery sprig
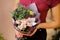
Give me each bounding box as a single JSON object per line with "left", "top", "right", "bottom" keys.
{"left": 11, "top": 3, "right": 34, "bottom": 20}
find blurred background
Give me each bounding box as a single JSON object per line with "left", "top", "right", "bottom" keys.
{"left": 0, "top": 0, "right": 60, "bottom": 40}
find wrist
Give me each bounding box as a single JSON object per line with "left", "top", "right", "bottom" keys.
{"left": 36, "top": 25, "right": 40, "bottom": 29}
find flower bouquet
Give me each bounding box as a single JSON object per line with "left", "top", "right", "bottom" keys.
{"left": 11, "top": 3, "right": 40, "bottom": 34}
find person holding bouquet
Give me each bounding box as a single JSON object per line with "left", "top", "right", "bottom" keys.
{"left": 13, "top": 0, "right": 60, "bottom": 40}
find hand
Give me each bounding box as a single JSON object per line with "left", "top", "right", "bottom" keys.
{"left": 15, "top": 29, "right": 24, "bottom": 38}
{"left": 15, "top": 28, "right": 37, "bottom": 38}
{"left": 23, "top": 28, "right": 37, "bottom": 36}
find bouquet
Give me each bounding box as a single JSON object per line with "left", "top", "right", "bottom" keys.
{"left": 11, "top": 3, "right": 40, "bottom": 34}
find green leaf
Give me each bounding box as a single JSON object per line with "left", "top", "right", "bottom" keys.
{"left": 18, "top": 13, "right": 26, "bottom": 20}
{"left": 0, "top": 33, "right": 4, "bottom": 40}
{"left": 17, "top": 3, "right": 23, "bottom": 11}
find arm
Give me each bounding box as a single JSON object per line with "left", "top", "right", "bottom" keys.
{"left": 37, "top": 4, "right": 60, "bottom": 29}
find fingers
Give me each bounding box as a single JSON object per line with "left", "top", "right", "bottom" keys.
{"left": 15, "top": 30, "right": 23, "bottom": 38}
{"left": 23, "top": 28, "right": 37, "bottom": 36}
{"left": 14, "top": 26, "right": 38, "bottom": 38}
{"left": 29, "top": 28, "right": 37, "bottom": 36}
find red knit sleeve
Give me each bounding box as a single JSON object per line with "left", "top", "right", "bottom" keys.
{"left": 20, "top": 0, "right": 32, "bottom": 6}
{"left": 51, "top": 0, "right": 60, "bottom": 8}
